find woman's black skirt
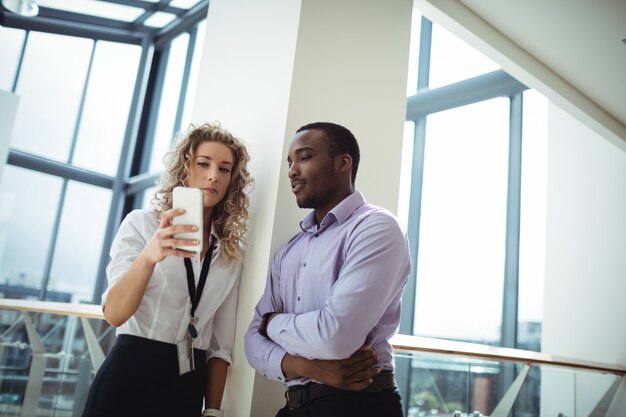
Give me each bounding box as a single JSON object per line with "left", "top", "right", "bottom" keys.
{"left": 81, "top": 334, "right": 207, "bottom": 417}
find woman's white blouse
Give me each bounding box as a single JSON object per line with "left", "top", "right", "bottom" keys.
{"left": 102, "top": 209, "right": 242, "bottom": 364}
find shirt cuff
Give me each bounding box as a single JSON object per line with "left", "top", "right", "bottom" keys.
{"left": 207, "top": 349, "right": 232, "bottom": 366}
{"left": 266, "top": 313, "right": 288, "bottom": 346}
{"left": 266, "top": 344, "right": 288, "bottom": 383}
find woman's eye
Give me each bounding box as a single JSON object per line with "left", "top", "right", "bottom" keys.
{"left": 198, "top": 162, "right": 209, "bottom": 168}
{"left": 219, "top": 167, "right": 231, "bottom": 173}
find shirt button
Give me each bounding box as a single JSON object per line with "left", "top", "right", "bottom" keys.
{"left": 297, "top": 296, "right": 301, "bottom": 301}
{"left": 303, "top": 262, "right": 307, "bottom": 267}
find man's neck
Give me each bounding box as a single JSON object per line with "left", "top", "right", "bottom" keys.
{"left": 314, "top": 188, "right": 355, "bottom": 225}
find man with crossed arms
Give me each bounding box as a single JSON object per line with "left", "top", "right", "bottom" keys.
{"left": 245, "top": 122, "right": 411, "bottom": 417}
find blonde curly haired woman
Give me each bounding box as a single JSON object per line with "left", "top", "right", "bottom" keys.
{"left": 82, "top": 123, "right": 252, "bottom": 417}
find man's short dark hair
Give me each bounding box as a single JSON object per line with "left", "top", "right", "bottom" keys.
{"left": 296, "top": 122, "right": 360, "bottom": 184}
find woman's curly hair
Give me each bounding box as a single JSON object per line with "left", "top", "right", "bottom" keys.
{"left": 152, "top": 122, "right": 253, "bottom": 264}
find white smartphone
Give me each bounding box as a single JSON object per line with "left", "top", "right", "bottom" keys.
{"left": 172, "top": 186, "right": 203, "bottom": 253}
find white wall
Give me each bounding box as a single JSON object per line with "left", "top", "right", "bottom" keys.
{"left": 190, "top": 0, "right": 412, "bottom": 416}
{"left": 542, "top": 103, "right": 626, "bottom": 416}
{"left": 0, "top": 90, "right": 19, "bottom": 185}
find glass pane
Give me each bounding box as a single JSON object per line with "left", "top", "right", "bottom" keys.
{"left": 72, "top": 41, "right": 142, "bottom": 176}
{"left": 398, "top": 350, "right": 510, "bottom": 416}
{"left": 11, "top": 32, "right": 92, "bottom": 162}
{"left": 518, "top": 90, "right": 548, "bottom": 352}
{"left": 0, "top": 309, "right": 115, "bottom": 416}
{"left": 144, "top": 11, "right": 177, "bottom": 28}
{"left": 141, "top": 186, "right": 158, "bottom": 210}
{"left": 170, "top": 0, "right": 202, "bottom": 8}
{"left": 0, "top": 26, "right": 25, "bottom": 91}
{"left": 429, "top": 23, "right": 499, "bottom": 89}
{"left": 36, "top": 0, "right": 145, "bottom": 22}
{"left": 0, "top": 166, "right": 63, "bottom": 293}
{"left": 48, "top": 182, "right": 112, "bottom": 303}
{"left": 149, "top": 33, "right": 190, "bottom": 173}
{"left": 414, "top": 98, "right": 509, "bottom": 343}
{"left": 540, "top": 367, "right": 576, "bottom": 416}
{"left": 180, "top": 20, "right": 207, "bottom": 130}
{"left": 406, "top": 10, "right": 422, "bottom": 96}
{"left": 397, "top": 121, "right": 415, "bottom": 230}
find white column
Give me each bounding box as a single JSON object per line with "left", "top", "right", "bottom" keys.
{"left": 191, "top": 1, "right": 412, "bottom": 415}
{"left": 0, "top": 90, "right": 19, "bottom": 185}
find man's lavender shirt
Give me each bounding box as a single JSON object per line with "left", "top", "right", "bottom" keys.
{"left": 244, "top": 191, "right": 411, "bottom": 387}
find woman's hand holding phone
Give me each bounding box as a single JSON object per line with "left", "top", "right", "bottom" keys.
{"left": 141, "top": 208, "right": 200, "bottom": 264}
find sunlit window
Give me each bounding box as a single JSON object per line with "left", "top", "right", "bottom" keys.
{"left": 48, "top": 182, "right": 112, "bottom": 302}
{"left": 72, "top": 41, "right": 142, "bottom": 176}
{"left": 0, "top": 26, "right": 24, "bottom": 91}
{"left": 414, "top": 98, "right": 509, "bottom": 343}
{"left": 10, "top": 32, "right": 92, "bottom": 162}
{"left": 0, "top": 166, "right": 62, "bottom": 288}
{"left": 429, "top": 23, "right": 499, "bottom": 89}
{"left": 518, "top": 89, "right": 548, "bottom": 349}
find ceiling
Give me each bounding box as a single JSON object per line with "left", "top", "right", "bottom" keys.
{"left": 416, "top": 0, "right": 626, "bottom": 148}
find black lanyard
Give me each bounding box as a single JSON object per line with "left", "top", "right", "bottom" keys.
{"left": 183, "top": 235, "right": 217, "bottom": 338}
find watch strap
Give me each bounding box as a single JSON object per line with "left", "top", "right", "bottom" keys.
{"left": 201, "top": 409, "right": 223, "bottom": 417}
{"left": 258, "top": 311, "right": 275, "bottom": 338}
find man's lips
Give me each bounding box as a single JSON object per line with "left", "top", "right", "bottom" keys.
{"left": 291, "top": 181, "right": 305, "bottom": 193}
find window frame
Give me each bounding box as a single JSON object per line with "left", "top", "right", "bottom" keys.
{"left": 397, "top": 16, "right": 530, "bottom": 407}
{"left": 1, "top": 2, "right": 208, "bottom": 303}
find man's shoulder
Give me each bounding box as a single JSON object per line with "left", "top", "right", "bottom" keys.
{"left": 355, "top": 201, "right": 402, "bottom": 226}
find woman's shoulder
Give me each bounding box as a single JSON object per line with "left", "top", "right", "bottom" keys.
{"left": 121, "top": 209, "right": 159, "bottom": 232}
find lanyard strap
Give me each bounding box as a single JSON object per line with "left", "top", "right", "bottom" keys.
{"left": 184, "top": 235, "right": 217, "bottom": 320}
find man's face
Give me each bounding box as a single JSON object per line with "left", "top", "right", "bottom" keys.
{"left": 287, "top": 129, "right": 341, "bottom": 210}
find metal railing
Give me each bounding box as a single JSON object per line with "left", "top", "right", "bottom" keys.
{"left": 0, "top": 300, "right": 624, "bottom": 417}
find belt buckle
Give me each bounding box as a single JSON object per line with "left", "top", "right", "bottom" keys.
{"left": 286, "top": 385, "right": 309, "bottom": 409}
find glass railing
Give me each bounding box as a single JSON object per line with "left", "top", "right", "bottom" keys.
{"left": 391, "top": 334, "right": 625, "bottom": 417}
{"left": 0, "top": 299, "right": 113, "bottom": 417}
{"left": 0, "top": 300, "right": 624, "bottom": 417}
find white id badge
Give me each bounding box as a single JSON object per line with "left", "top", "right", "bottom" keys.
{"left": 176, "top": 339, "right": 195, "bottom": 375}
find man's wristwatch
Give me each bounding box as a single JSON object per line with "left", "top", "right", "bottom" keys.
{"left": 201, "top": 409, "right": 223, "bottom": 417}
{"left": 258, "top": 311, "right": 275, "bottom": 338}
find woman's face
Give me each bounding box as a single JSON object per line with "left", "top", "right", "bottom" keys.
{"left": 185, "top": 141, "right": 235, "bottom": 209}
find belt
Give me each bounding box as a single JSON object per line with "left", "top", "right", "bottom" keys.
{"left": 285, "top": 371, "right": 397, "bottom": 409}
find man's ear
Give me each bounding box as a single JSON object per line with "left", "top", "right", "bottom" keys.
{"left": 338, "top": 154, "right": 353, "bottom": 175}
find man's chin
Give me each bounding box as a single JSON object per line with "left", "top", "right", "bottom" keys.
{"left": 295, "top": 196, "right": 313, "bottom": 209}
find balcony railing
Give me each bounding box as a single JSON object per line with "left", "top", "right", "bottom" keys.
{"left": 0, "top": 299, "right": 624, "bottom": 417}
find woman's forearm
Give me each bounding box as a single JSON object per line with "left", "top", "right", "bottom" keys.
{"left": 205, "top": 357, "right": 229, "bottom": 410}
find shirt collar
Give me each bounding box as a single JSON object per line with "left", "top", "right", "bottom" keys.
{"left": 299, "top": 191, "right": 365, "bottom": 232}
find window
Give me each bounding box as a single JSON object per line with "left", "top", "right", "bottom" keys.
{"left": 415, "top": 98, "right": 509, "bottom": 344}
{"left": 399, "top": 14, "right": 547, "bottom": 414}
{"left": 72, "top": 41, "right": 142, "bottom": 176}
{"left": 0, "top": 1, "right": 210, "bottom": 304}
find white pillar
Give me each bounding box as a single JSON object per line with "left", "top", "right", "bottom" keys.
{"left": 191, "top": 1, "right": 412, "bottom": 415}
{"left": 0, "top": 90, "right": 19, "bottom": 185}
